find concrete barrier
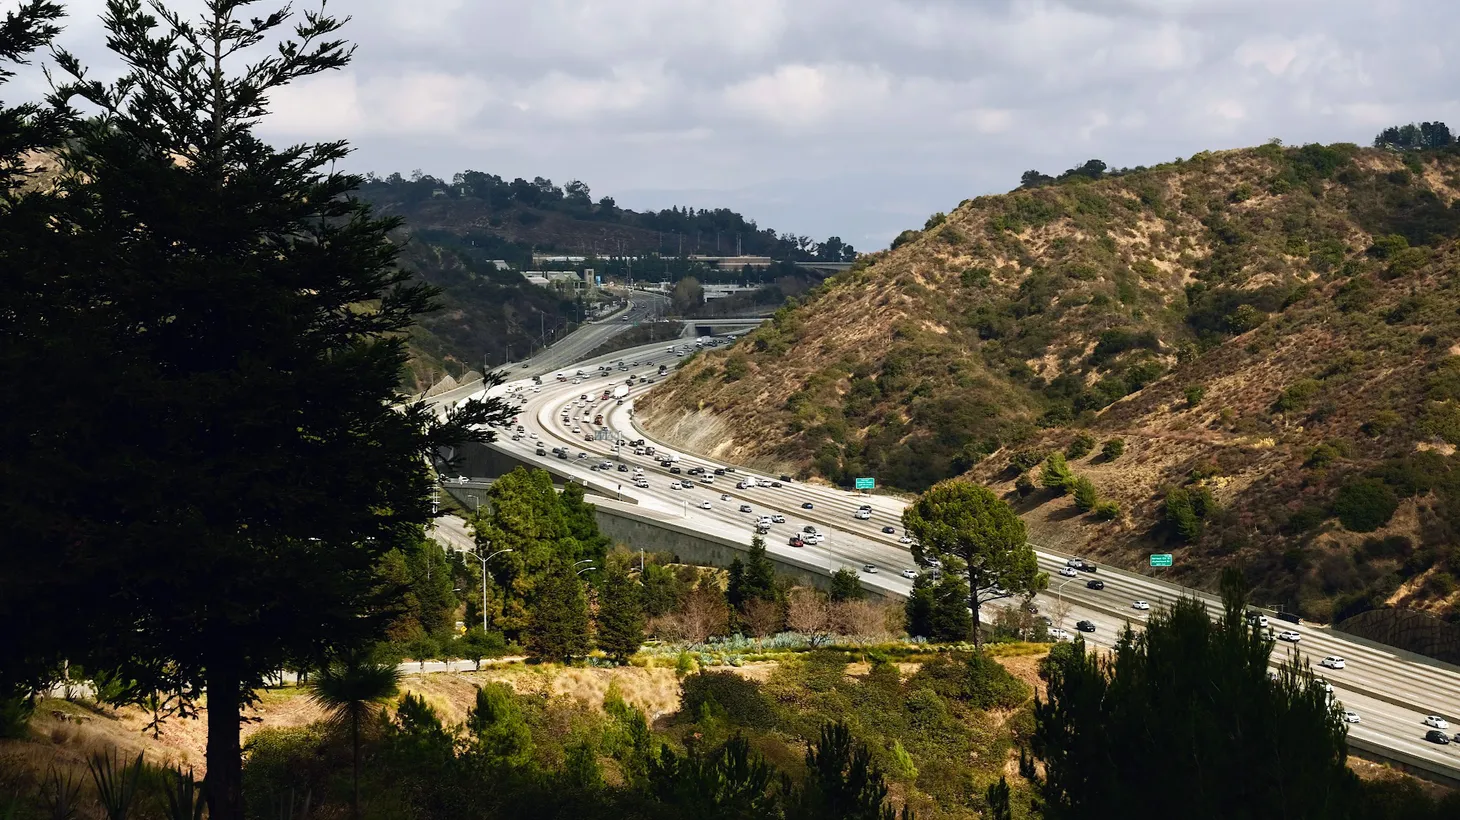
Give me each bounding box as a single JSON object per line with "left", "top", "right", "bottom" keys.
{"left": 1348, "top": 734, "right": 1460, "bottom": 788}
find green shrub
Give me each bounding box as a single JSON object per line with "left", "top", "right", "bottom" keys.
{"left": 1014, "top": 473, "right": 1036, "bottom": 497}
{"left": 1184, "top": 385, "right": 1205, "bottom": 407}
{"left": 1419, "top": 401, "right": 1460, "bottom": 445}
{"left": 1305, "top": 444, "right": 1341, "bottom": 470}
{"left": 1101, "top": 438, "right": 1125, "bottom": 460}
{"left": 1071, "top": 476, "right": 1099, "bottom": 512}
{"left": 1010, "top": 449, "right": 1049, "bottom": 472}
{"left": 1165, "top": 488, "right": 1204, "bottom": 542}
{"left": 1040, "top": 453, "right": 1074, "bottom": 494}
{"left": 680, "top": 671, "right": 777, "bottom": 729}
{"left": 1362, "top": 410, "right": 1402, "bottom": 437}
{"left": 1424, "top": 571, "right": 1457, "bottom": 597}
{"left": 1274, "top": 379, "right": 1321, "bottom": 413}
{"left": 924, "top": 212, "right": 948, "bottom": 230}
{"left": 1093, "top": 500, "right": 1121, "bottom": 521}
{"left": 1333, "top": 478, "right": 1399, "bottom": 533}
{"left": 1065, "top": 434, "right": 1096, "bottom": 460}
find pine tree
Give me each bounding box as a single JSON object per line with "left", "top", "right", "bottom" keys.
{"left": 2, "top": 4, "right": 509, "bottom": 819}
{"left": 743, "top": 536, "right": 777, "bottom": 603}
{"left": 527, "top": 562, "right": 591, "bottom": 663}
{"left": 830, "top": 569, "right": 863, "bottom": 602}
{"left": 904, "top": 575, "right": 936, "bottom": 638}
{"left": 597, "top": 563, "right": 645, "bottom": 663}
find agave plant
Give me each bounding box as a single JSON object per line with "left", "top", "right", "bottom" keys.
{"left": 87, "top": 750, "right": 145, "bottom": 820}
{"left": 39, "top": 766, "right": 82, "bottom": 820}
{"left": 163, "top": 765, "right": 205, "bottom": 820}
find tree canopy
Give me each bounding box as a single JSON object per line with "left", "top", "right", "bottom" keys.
{"left": 902, "top": 481, "right": 1045, "bottom": 644}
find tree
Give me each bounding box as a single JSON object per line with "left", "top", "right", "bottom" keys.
{"left": 1020, "top": 169, "right": 1054, "bottom": 188}
{"left": 648, "top": 735, "right": 784, "bottom": 817}
{"left": 0, "top": 5, "right": 509, "bottom": 819}
{"left": 904, "top": 574, "right": 935, "bottom": 639}
{"left": 671, "top": 276, "right": 704, "bottom": 315}
{"left": 597, "top": 563, "right": 645, "bottom": 663}
{"left": 1031, "top": 570, "right": 1354, "bottom": 819}
{"left": 985, "top": 776, "right": 1012, "bottom": 820}
{"left": 794, "top": 722, "right": 909, "bottom": 820}
{"left": 1070, "top": 476, "right": 1098, "bottom": 513}
{"left": 465, "top": 682, "right": 535, "bottom": 771}
{"left": 1374, "top": 121, "right": 1454, "bottom": 150}
{"left": 902, "top": 481, "right": 1046, "bottom": 646}
{"left": 928, "top": 574, "right": 974, "bottom": 642}
{"left": 830, "top": 569, "right": 864, "bottom": 602}
{"left": 786, "top": 587, "right": 833, "bottom": 645}
{"left": 1100, "top": 438, "right": 1125, "bottom": 461}
{"left": 527, "top": 561, "right": 591, "bottom": 663}
{"left": 309, "top": 653, "right": 401, "bottom": 820}
{"left": 1040, "top": 453, "right": 1074, "bottom": 492}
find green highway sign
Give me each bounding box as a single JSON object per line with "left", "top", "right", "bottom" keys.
{"left": 1150, "top": 553, "right": 1173, "bottom": 567}
{"left": 854, "top": 477, "right": 875, "bottom": 490}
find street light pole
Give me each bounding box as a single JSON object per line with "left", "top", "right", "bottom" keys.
{"left": 464, "top": 547, "right": 514, "bottom": 634}
{"left": 1056, "top": 577, "right": 1076, "bottom": 634}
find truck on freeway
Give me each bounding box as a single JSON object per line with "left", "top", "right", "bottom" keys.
{"left": 611, "top": 384, "right": 629, "bottom": 400}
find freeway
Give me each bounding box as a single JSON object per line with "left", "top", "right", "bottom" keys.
{"left": 440, "top": 336, "right": 1460, "bottom": 779}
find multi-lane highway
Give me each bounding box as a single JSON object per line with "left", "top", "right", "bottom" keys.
{"left": 439, "top": 332, "right": 1460, "bottom": 779}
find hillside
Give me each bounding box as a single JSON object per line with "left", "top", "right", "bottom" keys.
{"left": 639, "top": 140, "right": 1460, "bottom": 621}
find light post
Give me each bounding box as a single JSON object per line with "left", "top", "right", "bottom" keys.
{"left": 574, "top": 559, "right": 595, "bottom": 577}
{"left": 465, "top": 547, "right": 514, "bottom": 634}
{"left": 1055, "top": 576, "right": 1077, "bottom": 634}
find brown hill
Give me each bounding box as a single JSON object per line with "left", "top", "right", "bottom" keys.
{"left": 638, "top": 141, "right": 1460, "bottom": 621}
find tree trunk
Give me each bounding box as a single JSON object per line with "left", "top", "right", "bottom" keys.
{"left": 205, "top": 660, "right": 243, "bottom": 820}
{"left": 351, "top": 712, "right": 361, "bottom": 820}
{"left": 970, "top": 578, "right": 982, "bottom": 647}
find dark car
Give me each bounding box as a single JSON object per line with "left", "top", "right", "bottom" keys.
{"left": 617, "top": 464, "right": 629, "bottom": 472}
{"left": 789, "top": 536, "right": 804, "bottom": 547}
{"left": 771, "top": 481, "right": 782, "bottom": 488}
{"left": 535, "top": 448, "right": 546, "bottom": 456}
{"left": 670, "top": 466, "right": 682, "bottom": 474}
{"left": 1086, "top": 580, "right": 1105, "bottom": 590}
{"left": 779, "top": 474, "right": 792, "bottom": 482}
{"left": 881, "top": 526, "right": 896, "bottom": 534}
{"left": 556, "top": 451, "right": 568, "bottom": 459}
{"left": 801, "top": 502, "right": 814, "bottom": 509}
{"left": 714, "top": 468, "right": 726, "bottom": 475}
{"left": 1076, "top": 620, "right": 1096, "bottom": 633}
{"left": 1078, "top": 561, "right": 1097, "bottom": 572}
{"left": 1425, "top": 730, "right": 1451, "bottom": 745}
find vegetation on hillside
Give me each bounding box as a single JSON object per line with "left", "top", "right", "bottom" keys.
{"left": 641, "top": 131, "right": 1460, "bottom": 618}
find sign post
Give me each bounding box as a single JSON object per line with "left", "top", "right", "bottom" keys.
{"left": 1150, "top": 554, "right": 1173, "bottom": 568}
{"left": 854, "top": 477, "right": 875, "bottom": 491}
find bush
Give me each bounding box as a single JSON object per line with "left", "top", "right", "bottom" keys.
{"left": 1333, "top": 478, "right": 1399, "bottom": 533}
{"left": 1071, "top": 476, "right": 1099, "bottom": 512}
{"left": 1065, "top": 434, "right": 1096, "bottom": 460}
{"left": 1014, "top": 473, "right": 1036, "bottom": 497}
{"left": 1274, "top": 379, "right": 1321, "bottom": 413}
{"left": 1040, "top": 453, "right": 1074, "bottom": 493}
{"left": 1164, "top": 488, "right": 1204, "bottom": 542}
{"left": 1305, "top": 444, "right": 1341, "bottom": 470}
{"left": 1093, "top": 500, "right": 1121, "bottom": 521}
{"left": 1009, "top": 448, "right": 1049, "bottom": 472}
{"left": 1101, "top": 438, "right": 1125, "bottom": 460}
{"left": 1184, "top": 385, "right": 1205, "bottom": 407}
{"left": 1362, "top": 410, "right": 1401, "bottom": 437}
{"left": 680, "top": 671, "right": 777, "bottom": 729}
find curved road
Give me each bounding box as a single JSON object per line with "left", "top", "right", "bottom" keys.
{"left": 439, "top": 337, "right": 1460, "bottom": 780}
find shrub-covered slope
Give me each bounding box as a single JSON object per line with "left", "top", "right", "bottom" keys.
{"left": 639, "top": 142, "right": 1460, "bottom": 619}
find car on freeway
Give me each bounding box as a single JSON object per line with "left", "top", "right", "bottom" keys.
{"left": 757, "top": 479, "right": 773, "bottom": 487}
{"left": 1246, "top": 612, "right": 1269, "bottom": 628}
{"left": 1343, "top": 711, "right": 1361, "bottom": 724}
{"left": 571, "top": 427, "right": 582, "bottom": 434}
{"left": 617, "top": 464, "right": 629, "bottom": 472}
{"left": 740, "top": 504, "right": 753, "bottom": 513}
{"left": 577, "top": 452, "right": 587, "bottom": 459}
{"left": 901, "top": 569, "right": 917, "bottom": 580}
{"left": 1320, "top": 656, "right": 1346, "bottom": 670}
{"left": 1060, "top": 566, "right": 1079, "bottom": 578}
{"left": 699, "top": 501, "right": 712, "bottom": 510}
{"left": 528, "top": 432, "right": 538, "bottom": 439}
{"left": 633, "top": 466, "right": 644, "bottom": 473}
{"left": 680, "top": 480, "right": 694, "bottom": 489}
{"left": 1278, "top": 630, "right": 1301, "bottom": 643}
{"left": 881, "top": 525, "right": 896, "bottom": 534}
{"left": 854, "top": 509, "right": 871, "bottom": 520}
{"left": 670, "top": 466, "right": 682, "bottom": 474}
{"left": 801, "top": 502, "right": 814, "bottom": 509}
{"left": 899, "top": 535, "right": 913, "bottom": 544}
{"left": 771, "top": 481, "right": 782, "bottom": 488}
{"left": 1076, "top": 620, "right": 1096, "bottom": 633}
{"left": 1425, "top": 730, "right": 1451, "bottom": 745}
{"left": 634, "top": 479, "right": 649, "bottom": 489}
{"left": 780, "top": 474, "right": 793, "bottom": 482}
{"left": 771, "top": 514, "right": 785, "bottom": 523}
{"left": 1086, "top": 580, "right": 1105, "bottom": 590}
{"left": 721, "top": 493, "right": 731, "bottom": 501}
{"left": 556, "top": 451, "right": 568, "bottom": 459}
{"left": 714, "top": 468, "right": 726, "bottom": 475}
{"left": 510, "top": 433, "right": 522, "bottom": 441}
{"left": 788, "top": 536, "right": 804, "bottom": 547}
{"left": 1132, "top": 600, "right": 1150, "bottom": 610}
{"left": 668, "top": 482, "right": 681, "bottom": 491}
{"left": 1050, "top": 628, "right": 1073, "bottom": 641}
{"left": 862, "top": 564, "right": 877, "bottom": 574}
{"left": 1423, "top": 715, "right": 1450, "bottom": 730}
{"left": 803, "top": 525, "right": 817, "bottom": 534}
{"left": 583, "top": 434, "right": 594, "bottom": 442}
{"left": 535, "top": 448, "right": 546, "bottom": 456}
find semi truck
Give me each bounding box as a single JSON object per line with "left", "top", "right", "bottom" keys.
{"left": 611, "top": 384, "right": 629, "bottom": 400}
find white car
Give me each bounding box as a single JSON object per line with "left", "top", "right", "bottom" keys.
{"left": 757, "top": 479, "right": 773, "bottom": 487}
{"left": 1049, "top": 628, "right": 1072, "bottom": 641}
{"left": 1320, "top": 656, "right": 1345, "bottom": 670}
{"left": 1342, "top": 711, "right": 1361, "bottom": 724}
{"left": 669, "top": 483, "right": 681, "bottom": 491}
{"left": 1278, "top": 630, "right": 1301, "bottom": 642}
{"left": 853, "top": 510, "right": 871, "bottom": 520}
{"left": 807, "top": 532, "right": 825, "bottom": 544}
{"left": 634, "top": 480, "right": 649, "bottom": 488}
{"left": 900, "top": 569, "right": 917, "bottom": 580}
{"left": 721, "top": 493, "right": 731, "bottom": 501}
{"left": 572, "top": 427, "right": 582, "bottom": 434}
{"left": 1066, "top": 557, "right": 1084, "bottom": 567}
{"left": 528, "top": 432, "right": 537, "bottom": 439}
{"left": 899, "top": 535, "right": 912, "bottom": 544}
{"left": 633, "top": 467, "right": 643, "bottom": 474}
{"left": 1059, "top": 567, "right": 1079, "bottom": 578}
{"left": 862, "top": 564, "right": 877, "bottom": 574}
{"left": 699, "top": 501, "right": 712, "bottom": 510}
{"left": 771, "top": 514, "right": 785, "bottom": 524}
{"left": 1132, "top": 600, "right": 1150, "bottom": 611}
{"left": 1423, "top": 715, "right": 1450, "bottom": 730}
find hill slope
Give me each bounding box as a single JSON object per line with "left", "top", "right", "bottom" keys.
{"left": 639, "top": 141, "right": 1460, "bottom": 620}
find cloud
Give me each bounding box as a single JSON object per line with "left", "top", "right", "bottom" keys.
{"left": 20, "top": 0, "right": 1460, "bottom": 247}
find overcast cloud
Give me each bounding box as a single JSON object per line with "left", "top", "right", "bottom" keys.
{"left": 19, "top": 0, "right": 1460, "bottom": 248}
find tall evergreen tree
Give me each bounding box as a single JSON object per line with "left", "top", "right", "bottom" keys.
{"left": 597, "top": 563, "right": 645, "bottom": 663}
{"left": 742, "top": 536, "right": 777, "bottom": 603}
{"left": 0, "top": 4, "right": 509, "bottom": 818}
{"left": 792, "top": 722, "right": 911, "bottom": 820}
{"left": 829, "top": 569, "right": 863, "bottom": 602}
{"left": 527, "top": 561, "right": 591, "bottom": 663}
{"left": 1031, "top": 570, "right": 1353, "bottom": 819}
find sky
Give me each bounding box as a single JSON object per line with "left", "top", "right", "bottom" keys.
{"left": 15, "top": 0, "right": 1460, "bottom": 249}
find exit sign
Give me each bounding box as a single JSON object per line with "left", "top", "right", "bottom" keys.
{"left": 1150, "top": 554, "right": 1173, "bottom": 567}
{"left": 855, "top": 477, "right": 875, "bottom": 490}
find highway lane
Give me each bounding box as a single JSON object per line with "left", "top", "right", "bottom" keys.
{"left": 444, "top": 337, "right": 1460, "bottom": 776}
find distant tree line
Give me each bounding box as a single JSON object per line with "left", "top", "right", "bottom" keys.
{"left": 1374, "top": 121, "right": 1454, "bottom": 151}
{"left": 1017, "top": 158, "right": 1148, "bottom": 189}
{"left": 359, "top": 170, "right": 857, "bottom": 262}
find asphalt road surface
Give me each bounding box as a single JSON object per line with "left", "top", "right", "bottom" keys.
{"left": 436, "top": 337, "right": 1460, "bottom": 779}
